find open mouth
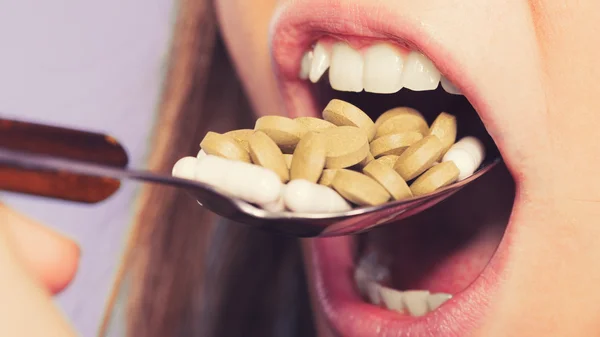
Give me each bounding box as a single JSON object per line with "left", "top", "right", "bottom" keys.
{"left": 269, "top": 1, "right": 517, "bottom": 336}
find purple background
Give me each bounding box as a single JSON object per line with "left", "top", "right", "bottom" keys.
{"left": 0, "top": 1, "right": 176, "bottom": 336}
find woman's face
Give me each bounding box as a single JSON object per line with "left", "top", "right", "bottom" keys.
{"left": 216, "top": 0, "right": 600, "bottom": 336}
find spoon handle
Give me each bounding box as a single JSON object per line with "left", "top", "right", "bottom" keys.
{"left": 0, "top": 117, "right": 129, "bottom": 167}
{"left": 0, "top": 117, "right": 129, "bottom": 203}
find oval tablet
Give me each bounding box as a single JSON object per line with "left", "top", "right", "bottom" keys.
{"left": 290, "top": 132, "right": 327, "bottom": 183}
{"left": 200, "top": 131, "right": 251, "bottom": 163}
{"left": 370, "top": 132, "right": 423, "bottom": 157}
{"left": 318, "top": 169, "right": 338, "bottom": 187}
{"left": 248, "top": 131, "right": 290, "bottom": 182}
{"left": 375, "top": 109, "right": 429, "bottom": 139}
{"left": 394, "top": 135, "right": 445, "bottom": 181}
{"left": 374, "top": 107, "right": 424, "bottom": 129}
{"left": 375, "top": 155, "right": 400, "bottom": 168}
{"left": 356, "top": 152, "right": 375, "bottom": 168}
{"left": 295, "top": 117, "right": 336, "bottom": 132}
{"left": 323, "top": 126, "right": 370, "bottom": 169}
{"left": 255, "top": 116, "right": 308, "bottom": 153}
{"left": 363, "top": 161, "right": 412, "bottom": 200}
{"left": 224, "top": 129, "right": 254, "bottom": 152}
{"left": 322, "top": 99, "right": 376, "bottom": 141}
{"left": 429, "top": 112, "right": 457, "bottom": 155}
{"left": 283, "top": 154, "right": 294, "bottom": 169}
{"left": 284, "top": 179, "right": 351, "bottom": 213}
{"left": 331, "top": 169, "right": 391, "bottom": 206}
{"left": 410, "top": 161, "right": 460, "bottom": 196}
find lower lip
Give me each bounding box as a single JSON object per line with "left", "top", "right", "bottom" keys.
{"left": 306, "top": 232, "right": 507, "bottom": 337}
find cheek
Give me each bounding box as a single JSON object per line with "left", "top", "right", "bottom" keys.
{"left": 215, "top": 0, "right": 284, "bottom": 117}
{"left": 530, "top": 0, "right": 600, "bottom": 199}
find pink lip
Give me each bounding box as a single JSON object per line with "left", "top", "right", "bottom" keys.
{"left": 269, "top": 1, "right": 514, "bottom": 336}
{"left": 308, "top": 234, "right": 512, "bottom": 337}
{"left": 269, "top": 0, "right": 497, "bottom": 133}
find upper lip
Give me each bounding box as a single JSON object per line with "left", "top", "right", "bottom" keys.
{"left": 268, "top": 0, "right": 492, "bottom": 131}
{"left": 269, "top": 1, "right": 511, "bottom": 336}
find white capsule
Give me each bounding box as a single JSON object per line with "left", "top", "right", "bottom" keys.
{"left": 283, "top": 179, "right": 351, "bottom": 213}
{"left": 442, "top": 136, "right": 485, "bottom": 180}
{"left": 453, "top": 136, "right": 485, "bottom": 164}
{"left": 172, "top": 156, "right": 198, "bottom": 180}
{"left": 262, "top": 196, "right": 286, "bottom": 212}
{"left": 197, "top": 149, "right": 207, "bottom": 159}
{"left": 194, "top": 155, "right": 283, "bottom": 205}
{"left": 262, "top": 186, "right": 286, "bottom": 212}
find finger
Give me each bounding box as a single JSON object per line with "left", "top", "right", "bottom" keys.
{"left": 0, "top": 203, "right": 80, "bottom": 294}
{"left": 0, "top": 223, "right": 77, "bottom": 337}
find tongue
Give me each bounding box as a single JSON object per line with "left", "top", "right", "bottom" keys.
{"left": 366, "top": 223, "right": 504, "bottom": 294}
{"left": 361, "top": 165, "right": 514, "bottom": 294}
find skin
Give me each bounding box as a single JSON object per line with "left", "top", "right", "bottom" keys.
{"left": 0, "top": 1, "right": 281, "bottom": 335}
{"left": 0, "top": 204, "right": 79, "bottom": 336}
{"left": 215, "top": 0, "right": 600, "bottom": 336}
{"left": 4, "top": 0, "right": 598, "bottom": 335}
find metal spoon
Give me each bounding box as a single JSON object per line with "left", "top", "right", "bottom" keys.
{"left": 0, "top": 117, "right": 500, "bottom": 237}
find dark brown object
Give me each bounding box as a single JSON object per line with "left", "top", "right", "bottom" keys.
{"left": 0, "top": 166, "right": 120, "bottom": 204}
{"left": 0, "top": 118, "right": 128, "bottom": 166}
{"left": 0, "top": 118, "right": 128, "bottom": 203}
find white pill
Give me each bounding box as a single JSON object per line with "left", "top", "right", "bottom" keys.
{"left": 452, "top": 136, "right": 485, "bottom": 165}
{"left": 284, "top": 179, "right": 351, "bottom": 213}
{"left": 194, "top": 155, "right": 283, "bottom": 205}
{"left": 172, "top": 156, "right": 198, "bottom": 180}
{"left": 197, "top": 149, "right": 207, "bottom": 159}
{"left": 442, "top": 136, "right": 485, "bottom": 180}
{"left": 262, "top": 197, "right": 286, "bottom": 212}
{"left": 442, "top": 148, "right": 475, "bottom": 181}
{"left": 262, "top": 186, "right": 286, "bottom": 212}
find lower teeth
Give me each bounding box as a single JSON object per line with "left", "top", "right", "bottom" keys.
{"left": 354, "top": 253, "right": 452, "bottom": 317}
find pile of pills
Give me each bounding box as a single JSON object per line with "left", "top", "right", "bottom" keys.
{"left": 172, "top": 99, "right": 485, "bottom": 213}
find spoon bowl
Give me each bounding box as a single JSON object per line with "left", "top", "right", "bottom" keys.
{"left": 0, "top": 117, "right": 500, "bottom": 237}
{"left": 0, "top": 146, "right": 500, "bottom": 237}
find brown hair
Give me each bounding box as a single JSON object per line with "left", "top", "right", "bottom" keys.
{"left": 99, "top": 1, "right": 315, "bottom": 336}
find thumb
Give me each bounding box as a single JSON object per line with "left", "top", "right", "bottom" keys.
{"left": 1, "top": 203, "right": 80, "bottom": 294}
{"left": 0, "top": 209, "right": 78, "bottom": 337}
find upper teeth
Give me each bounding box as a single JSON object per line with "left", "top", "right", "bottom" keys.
{"left": 309, "top": 43, "right": 329, "bottom": 83}
{"left": 440, "top": 76, "right": 462, "bottom": 95}
{"left": 363, "top": 44, "right": 404, "bottom": 93}
{"left": 329, "top": 43, "right": 364, "bottom": 92}
{"left": 400, "top": 51, "right": 441, "bottom": 91}
{"left": 299, "top": 51, "right": 313, "bottom": 80}
{"left": 299, "top": 41, "right": 462, "bottom": 95}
